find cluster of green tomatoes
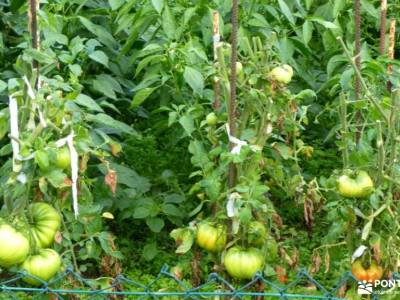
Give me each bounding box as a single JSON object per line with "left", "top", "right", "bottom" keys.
{"left": 0, "top": 203, "right": 61, "bottom": 286}
{"left": 196, "top": 221, "right": 274, "bottom": 280}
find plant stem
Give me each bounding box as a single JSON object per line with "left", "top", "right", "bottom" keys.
{"left": 60, "top": 211, "right": 80, "bottom": 274}
{"left": 387, "top": 90, "right": 400, "bottom": 193}
{"left": 376, "top": 121, "right": 385, "bottom": 184}
{"left": 339, "top": 93, "right": 349, "bottom": 169}
{"left": 338, "top": 37, "right": 389, "bottom": 124}
{"left": 354, "top": 0, "right": 362, "bottom": 143}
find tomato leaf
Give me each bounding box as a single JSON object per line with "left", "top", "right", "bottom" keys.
{"left": 146, "top": 218, "right": 165, "bottom": 232}
{"left": 183, "top": 66, "right": 204, "bottom": 95}
{"left": 131, "top": 87, "right": 157, "bottom": 108}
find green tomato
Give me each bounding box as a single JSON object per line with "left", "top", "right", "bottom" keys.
{"left": 206, "top": 113, "right": 218, "bottom": 126}
{"left": 337, "top": 170, "right": 374, "bottom": 198}
{"left": 248, "top": 221, "right": 267, "bottom": 246}
{"left": 269, "top": 66, "right": 292, "bottom": 84}
{"left": 30, "top": 203, "right": 61, "bottom": 248}
{"left": 196, "top": 222, "right": 227, "bottom": 252}
{"left": 56, "top": 147, "right": 71, "bottom": 170}
{"left": 282, "top": 64, "right": 293, "bottom": 77}
{"left": 224, "top": 247, "right": 264, "bottom": 279}
{"left": 35, "top": 150, "right": 50, "bottom": 171}
{"left": 21, "top": 249, "right": 61, "bottom": 286}
{"left": 0, "top": 225, "right": 30, "bottom": 267}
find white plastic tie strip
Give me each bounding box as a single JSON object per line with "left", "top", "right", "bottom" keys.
{"left": 351, "top": 245, "right": 367, "bottom": 263}
{"left": 17, "top": 172, "right": 27, "bottom": 184}
{"left": 56, "top": 132, "right": 79, "bottom": 218}
{"left": 226, "top": 124, "right": 247, "bottom": 154}
{"left": 9, "top": 94, "right": 20, "bottom": 172}
{"left": 226, "top": 192, "right": 241, "bottom": 218}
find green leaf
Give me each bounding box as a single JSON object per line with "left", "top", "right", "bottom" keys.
{"left": 170, "top": 228, "right": 194, "bottom": 254}
{"left": 309, "top": 17, "right": 338, "bottom": 29}
{"left": 75, "top": 94, "right": 104, "bottom": 112}
{"left": 146, "top": 218, "right": 165, "bottom": 232}
{"left": 131, "top": 87, "right": 156, "bottom": 108}
{"left": 89, "top": 50, "right": 109, "bottom": 68}
{"left": 278, "top": 0, "right": 295, "bottom": 25}
{"left": 333, "top": 0, "right": 346, "bottom": 17}
{"left": 23, "top": 49, "right": 55, "bottom": 64}
{"left": 46, "top": 170, "right": 67, "bottom": 188}
{"left": 135, "top": 54, "right": 163, "bottom": 77}
{"left": 92, "top": 74, "right": 123, "bottom": 100}
{"left": 183, "top": 66, "right": 204, "bottom": 95}
{"left": 142, "top": 242, "right": 158, "bottom": 260}
{"left": 108, "top": 0, "right": 124, "bottom": 10}
{"left": 302, "top": 20, "right": 313, "bottom": 45}
{"left": 87, "top": 113, "right": 136, "bottom": 135}
{"left": 162, "top": 4, "right": 176, "bottom": 40}
{"left": 134, "top": 207, "right": 150, "bottom": 219}
{"left": 0, "top": 80, "right": 6, "bottom": 93}
{"left": 78, "top": 17, "right": 118, "bottom": 50}
{"left": 179, "top": 114, "right": 195, "bottom": 136}
{"left": 69, "top": 64, "right": 82, "bottom": 76}
{"left": 151, "top": 0, "right": 164, "bottom": 13}
{"left": 162, "top": 204, "right": 182, "bottom": 217}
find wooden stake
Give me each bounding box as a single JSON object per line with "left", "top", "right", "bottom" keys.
{"left": 387, "top": 18, "right": 396, "bottom": 91}
{"left": 228, "top": 0, "right": 238, "bottom": 189}
{"left": 28, "top": 0, "right": 40, "bottom": 88}
{"left": 213, "top": 11, "right": 221, "bottom": 110}
{"left": 354, "top": 0, "right": 362, "bottom": 143}
{"left": 379, "top": 0, "right": 387, "bottom": 55}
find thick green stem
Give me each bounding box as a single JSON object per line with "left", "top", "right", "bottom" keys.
{"left": 376, "top": 121, "right": 385, "bottom": 184}
{"left": 338, "top": 37, "right": 389, "bottom": 124}
{"left": 339, "top": 93, "right": 349, "bottom": 169}
{"left": 387, "top": 91, "right": 400, "bottom": 192}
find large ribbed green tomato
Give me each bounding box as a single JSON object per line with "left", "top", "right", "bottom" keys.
{"left": 337, "top": 170, "right": 374, "bottom": 198}
{"left": 21, "top": 249, "right": 61, "bottom": 286}
{"left": 224, "top": 247, "right": 264, "bottom": 279}
{"left": 196, "top": 223, "right": 227, "bottom": 252}
{"left": 30, "top": 203, "right": 61, "bottom": 248}
{"left": 0, "top": 225, "right": 30, "bottom": 267}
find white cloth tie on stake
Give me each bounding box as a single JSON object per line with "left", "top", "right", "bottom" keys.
{"left": 225, "top": 124, "right": 262, "bottom": 154}
{"left": 226, "top": 124, "right": 247, "bottom": 154}
{"left": 9, "top": 94, "right": 21, "bottom": 172}
{"left": 56, "top": 132, "right": 79, "bottom": 218}
{"left": 226, "top": 192, "right": 241, "bottom": 218}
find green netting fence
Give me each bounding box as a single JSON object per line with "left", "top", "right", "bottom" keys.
{"left": 1, "top": 265, "right": 395, "bottom": 299}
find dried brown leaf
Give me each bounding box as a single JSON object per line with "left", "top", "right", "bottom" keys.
{"left": 105, "top": 169, "right": 117, "bottom": 195}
